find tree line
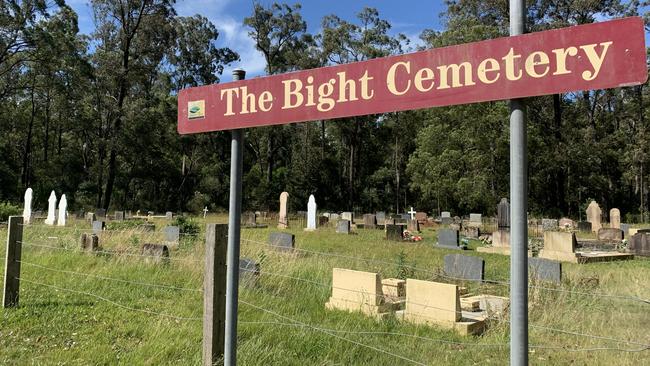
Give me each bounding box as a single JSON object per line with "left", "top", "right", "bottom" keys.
{"left": 0, "top": 0, "right": 648, "bottom": 222}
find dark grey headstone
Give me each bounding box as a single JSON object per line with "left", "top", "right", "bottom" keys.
{"left": 114, "top": 211, "right": 124, "bottom": 221}
{"left": 243, "top": 211, "right": 257, "bottom": 226}
{"left": 437, "top": 229, "right": 461, "bottom": 249}
{"left": 268, "top": 232, "right": 295, "bottom": 252}
{"left": 577, "top": 221, "right": 592, "bottom": 232}
{"left": 336, "top": 219, "right": 351, "bottom": 234}
{"left": 401, "top": 213, "right": 411, "bottom": 220}
{"left": 386, "top": 224, "right": 404, "bottom": 241}
{"left": 497, "top": 198, "right": 510, "bottom": 228}
{"left": 376, "top": 211, "right": 386, "bottom": 225}
{"left": 239, "top": 258, "right": 260, "bottom": 283}
{"left": 629, "top": 233, "right": 650, "bottom": 257}
{"left": 528, "top": 257, "right": 562, "bottom": 283}
{"left": 163, "top": 226, "right": 180, "bottom": 243}
{"left": 620, "top": 223, "right": 630, "bottom": 238}
{"left": 96, "top": 208, "right": 106, "bottom": 218}
{"left": 92, "top": 220, "right": 105, "bottom": 235}
{"left": 443, "top": 254, "right": 484, "bottom": 281}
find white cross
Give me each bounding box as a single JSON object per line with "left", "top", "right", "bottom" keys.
{"left": 203, "top": 206, "right": 209, "bottom": 218}
{"left": 408, "top": 207, "right": 416, "bottom": 220}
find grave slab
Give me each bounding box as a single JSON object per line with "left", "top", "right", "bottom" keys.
{"left": 528, "top": 257, "right": 562, "bottom": 283}
{"left": 268, "top": 232, "right": 295, "bottom": 252}
{"left": 443, "top": 254, "right": 484, "bottom": 281}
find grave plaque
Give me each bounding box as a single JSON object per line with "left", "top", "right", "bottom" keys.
{"left": 92, "top": 220, "right": 105, "bottom": 235}
{"left": 497, "top": 198, "right": 510, "bottom": 228}
{"left": 385, "top": 224, "right": 404, "bottom": 241}
{"left": 268, "top": 232, "right": 295, "bottom": 252}
{"left": 528, "top": 257, "right": 562, "bottom": 283}
{"left": 336, "top": 219, "right": 351, "bottom": 234}
{"left": 114, "top": 211, "right": 125, "bottom": 221}
{"left": 437, "top": 229, "right": 462, "bottom": 249}
{"left": 239, "top": 258, "right": 260, "bottom": 283}
{"left": 363, "top": 214, "right": 377, "bottom": 229}
{"left": 443, "top": 254, "right": 484, "bottom": 281}
{"left": 163, "top": 226, "right": 180, "bottom": 244}
{"left": 577, "top": 221, "right": 592, "bottom": 232}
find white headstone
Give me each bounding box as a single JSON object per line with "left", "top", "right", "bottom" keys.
{"left": 57, "top": 194, "right": 67, "bottom": 226}
{"left": 278, "top": 192, "right": 289, "bottom": 229}
{"left": 307, "top": 195, "right": 317, "bottom": 230}
{"left": 203, "top": 206, "right": 208, "bottom": 218}
{"left": 23, "top": 188, "right": 33, "bottom": 224}
{"left": 408, "top": 207, "right": 417, "bottom": 220}
{"left": 44, "top": 191, "right": 57, "bottom": 225}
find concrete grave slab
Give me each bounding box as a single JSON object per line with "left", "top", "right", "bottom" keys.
{"left": 528, "top": 257, "right": 561, "bottom": 283}
{"left": 268, "top": 232, "right": 295, "bottom": 252}
{"left": 443, "top": 254, "right": 484, "bottom": 281}
{"left": 326, "top": 268, "right": 394, "bottom": 316}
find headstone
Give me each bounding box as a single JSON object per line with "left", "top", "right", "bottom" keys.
{"left": 87, "top": 212, "right": 96, "bottom": 223}
{"left": 363, "top": 214, "right": 377, "bottom": 229}
{"left": 620, "top": 223, "right": 630, "bottom": 238}
{"left": 92, "top": 220, "right": 105, "bottom": 235}
{"left": 336, "top": 219, "right": 351, "bottom": 234}
{"left": 330, "top": 213, "right": 340, "bottom": 221}
{"left": 23, "top": 188, "right": 33, "bottom": 225}
{"left": 468, "top": 214, "right": 482, "bottom": 227}
{"left": 441, "top": 211, "right": 451, "bottom": 218}
{"left": 163, "top": 226, "right": 180, "bottom": 244}
{"left": 404, "top": 280, "right": 461, "bottom": 324}
{"left": 57, "top": 194, "right": 67, "bottom": 226}
{"left": 114, "top": 211, "right": 125, "bottom": 221}
{"left": 79, "top": 233, "right": 100, "bottom": 252}
{"left": 306, "top": 195, "right": 317, "bottom": 231}
{"left": 45, "top": 191, "right": 57, "bottom": 225}
{"left": 96, "top": 208, "right": 106, "bottom": 218}
{"left": 586, "top": 200, "right": 602, "bottom": 233}
{"left": 541, "top": 219, "right": 558, "bottom": 231}
{"left": 341, "top": 212, "right": 353, "bottom": 222}
{"left": 239, "top": 258, "right": 260, "bottom": 284}
{"left": 577, "top": 221, "right": 592, "bottom": 232}
{"left": 318, "top": 216, "right": 329, "bottom": 227}
{"left": 558, "top": 218, "right": 575, "bottom": 229}
{"left": 443, "top": 254, "right": 484, "bottom": 281}
{"left": 140, "top": 243, "right": 169, "bottom": 263}
{"left": 437, "top": 229, "right": 461, "bottom": 249}
{"left": 376, "top": 211, "right": 386, "bottom": 225}
{"left": 401, "top": 213, "right": 411, "bottom": 220}
{"left": 462, "top": 226, "right": 480, "bottom": 239}
{"left": 629, "top": 233, "right": 650, "bottom": 256}
{"left": 166, "top": 211, "right": 173, "bottom": 220}
{"left": 385, "top": 224, "right": 404, "bottom": 241}
{"left": 415, "top": 212, "right": 427, "bottom": 224}
{"left": 491, "top": 230, "right": 510, "bottom": 247}
{"left": 203, "top": 206, "right": 208, "bottom": 218}
{"left": 528, "top": 258, "right": 562, "bottom": 283}
{"left": 408, "top": 207, "right": 416, "bottom": 220}
{"left": 326, "top": 268, "right": 388, "bottom": 316}
{"left": 139, "top": 223, "right": 155, "bottom": 232}
{"left": 497, "top": 198, "right": 509, "bottom": 228}
{"left": 243, "top": 212, "right": 257, "bottom": 226}
{"left": 406, "top": 219, "right": 420, "bottom": 232}
{"left": 384, "top": 218, "right": 395, "bottom": 226}
{"left": 609, "top": 208, "right": 620, "bottom": 229}
{"left": 597, "top": 228, "right": 623, "bottom": 242}
{"left": 268, "top": 232, "right": 295, "bottom": 252}
{"left": 278, "top": 192, "right": 289, "bottom": 229}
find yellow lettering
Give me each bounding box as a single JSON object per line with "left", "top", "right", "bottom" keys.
{"left": 220, "top": 87, "right": 239, "bottom": 116}
{"left": 282, "top": 79, "right": 303, "bottom": 109}
{"left": 258, "top": 91, "right": 273, "bottom": 112}
{"left": 525, "top": 51, "right": 550, "bottom": 78}
{"left": 386, "top": 61, "right": 411, "bottom": 95}
{"left": 477, "top": 58, "right": 500, "bottom": 84}
{"left": 502, "top": 48, "right": 523, "bottom": 81}
{"left": 552, "top": 47, "right": 578, "bottom": 75}
{"left": 317, "top": 79, "right": 336, "bottom": 112}
{"left": 337, "top": 71, "right": 358, "bottom": 103}
{"left": 437, "top": 62, "right": 475, "bottom": 89}
{"left": 580, "top": 41, "right": 612, "bottom": 81}
{"left": 359, "top": 70, "right": 374, "bottom": 100}
{"left": 414, "top": 67, "right": 435, "bottom": 92}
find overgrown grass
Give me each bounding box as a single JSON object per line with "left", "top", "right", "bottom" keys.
{"left": 1, "top": 216, "right": 649, "bottom": 365}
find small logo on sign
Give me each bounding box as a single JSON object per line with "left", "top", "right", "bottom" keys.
{"left": 188, "top": 100, "right": 205, "bottom": 119}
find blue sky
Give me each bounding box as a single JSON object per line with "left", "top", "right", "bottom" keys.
{"left": 67, "top": 0, "right": 447, "bottom": 81}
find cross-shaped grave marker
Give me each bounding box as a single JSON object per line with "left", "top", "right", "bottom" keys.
{"left": 408, "top": 207, "right": 417, "bottom": 220}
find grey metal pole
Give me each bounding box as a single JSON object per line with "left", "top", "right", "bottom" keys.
{"left": 509, "top": 1, "right": 528, "bottom": 365}
{"left": 225, "top": 68, "right": 246, "bottom": 366}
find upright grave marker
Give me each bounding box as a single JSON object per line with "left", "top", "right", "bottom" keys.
{"left": 57, "top": 194, "right": 67, "bottom": 227}
{"left": 22, "top": 188, "right": 32, "bottom": 225}
{"left": 44, "top": 191, "right": 57, "bottom": 225}
{"left": 306, "top": 195, "right": 317, "bottom": 231}
{"left": 278, "top": 192, "right": 289, "bottom": 229}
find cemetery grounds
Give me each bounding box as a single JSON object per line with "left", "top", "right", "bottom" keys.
{"left": 1, "top": 216, "right": 649, "bottom": 365}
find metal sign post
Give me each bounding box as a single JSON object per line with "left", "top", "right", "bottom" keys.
{"left": 509, "top": 0, "right": 528, "bottom": 365}
{"left": 225, "top": 69, "right": 246, "bottom": 366}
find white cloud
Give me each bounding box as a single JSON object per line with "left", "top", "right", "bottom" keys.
{"left": 175, "top": 0, "right": 267, "bottom": 82}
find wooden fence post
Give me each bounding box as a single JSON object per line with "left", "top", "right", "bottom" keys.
{"left": 203, "top": 224, "right": 227, "bottom": 365}
{"left": 3, "top": 216, "right": 24, "bottom": 308}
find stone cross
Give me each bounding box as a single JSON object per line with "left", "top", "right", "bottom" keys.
{"left": 203, "top": 206, "right": 208, "bottom": 218}
{"left": 609, "top": 208, "right": 620, "bottom": 229}
{"left": 408, "top": 207, "right": 417, "bottom": 220}
{"left": 278, "top": 192, "right": 289, "bottom": 229}
{"left": 57, "top": 194, "right": 67, "bottom": 226}
{"left": 306, "top": 195, "right": 317, "bottom": 230}
{"left": 44, "top": 191, "right": 57, "bottom": 225}
{"left": 23, "top": 188, "right": 33, "bottom": 225}
{"left": 585, "top": 200, "right": 602, "bottom": 233}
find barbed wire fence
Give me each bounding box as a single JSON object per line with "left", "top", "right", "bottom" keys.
{"left": 2, "top": 216, "right": 649, "bottom": 365}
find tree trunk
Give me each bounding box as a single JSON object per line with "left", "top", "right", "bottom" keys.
{"left": 21, "top": 82, "right": 36, "bottom": 187}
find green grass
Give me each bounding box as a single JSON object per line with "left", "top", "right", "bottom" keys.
{"left": 1, "top": 217, "right": 649, "bottom": 365}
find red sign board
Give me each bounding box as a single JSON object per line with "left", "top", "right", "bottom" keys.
{"left": 178, "top": 17, "right": 647, "bottom": 134}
